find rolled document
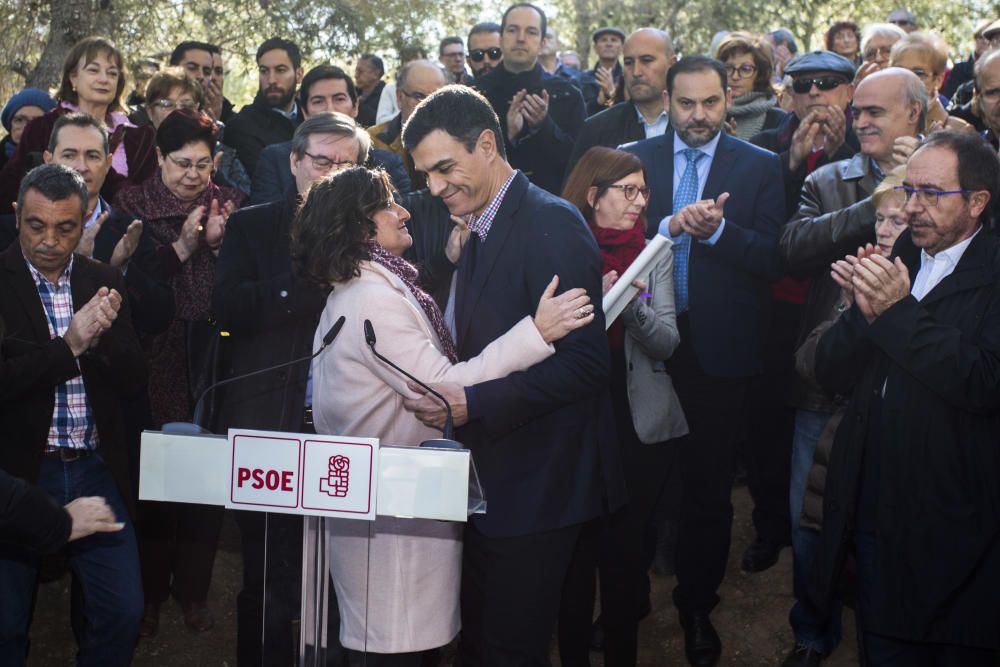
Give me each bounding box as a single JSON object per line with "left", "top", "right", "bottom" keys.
{"left": 601, "top": 229, "right": 673, "bottom": 330}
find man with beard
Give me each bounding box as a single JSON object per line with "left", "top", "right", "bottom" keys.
{"left": 223, "top": 38, "right": 304, "bottom": 175}
{"left": 566, "top": 28, "right": 676, "bottom": 174}
{"left": 622, "top": 55, "right": 784, "bottom": 666}
{"left": 814, "top": 129, "right": 1000, "bottom": 666}
{"left": 466, "top": 22, "right": 503, "bottom": 79}
{"left": 169, "top": 41, "right": 234, "bottom": 124}
{"left": 778, "top": 68, "right": 925, "bottom": 666}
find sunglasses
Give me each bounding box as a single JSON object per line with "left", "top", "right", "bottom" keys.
{"left": 469, "top": 47, "right": 502, "bottom": 62}
{"left": 791, "top": 75, "right": 849, "bottom": 94}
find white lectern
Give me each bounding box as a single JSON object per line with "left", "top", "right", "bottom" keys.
{"left": 139, "top": 428, "right": 483, "bottom": 664}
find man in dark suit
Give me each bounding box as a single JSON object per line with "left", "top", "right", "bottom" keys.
{"left": 622, "top": 56, "right": 784, "bottom": 666}
{"left": 402, "top": 85, "right": 621, "bottom": 666}
{"left": 566, "top": 28, "right": 676, "bottom": 176}
{"left": 223, "top": 38, "right": 305, "bottom": 175}
{"left": 0, "top": 164, "right": 147, "bottom": 665}
{"left": 474, "top": 3, "right": 586, "bottom": 195}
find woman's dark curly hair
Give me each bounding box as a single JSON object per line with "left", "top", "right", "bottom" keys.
{"left": 292, "top": 166, "right": 395, "bottom": 286}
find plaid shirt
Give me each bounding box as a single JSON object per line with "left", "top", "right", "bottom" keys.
{"left": 467, "top": 170, "right": 518, "bottom": 242}
{"left": 26, "top": 256, "right": 99, "bottom": 451}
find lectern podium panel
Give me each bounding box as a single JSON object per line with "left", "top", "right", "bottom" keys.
{"left": 139, "top": 428, "right": 482, "bottom": 664}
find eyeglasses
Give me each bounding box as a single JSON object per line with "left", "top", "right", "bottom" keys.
{"left": 152, "top": 99, "right": 200, "bottom": 111}
{"left": 863, "top": 45, "right": 892, "bottom": 61}
{"left": 607, "top": 184, "right": 650, "bottom": 201}
{"left": 302, "top": 151, "right": 355, "bottom": 170}
{"left": 791, "top": 75, "right": 849, "bottom": 94}
{"left": 166, "top": 154, "right": 213, "bottom": 174}
{"left": 725, "top": 63, "right": 757, "bottom": 79}
{"left": 399, "top": 88, "right": 429, "bottom": 103}
{"left": 893, "top": 185, "right": 971, "bottom": 207}
{"left": 469, "top": 47, "right": 502, "bottom": 62}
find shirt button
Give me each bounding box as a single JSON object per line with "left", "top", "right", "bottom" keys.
{"left": 280, "top": 290, "right": 288, "bottom": 298}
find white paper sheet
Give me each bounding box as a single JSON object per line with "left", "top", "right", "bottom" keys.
{"left": 602, "top": 231, "right": 673, "bottom": 329}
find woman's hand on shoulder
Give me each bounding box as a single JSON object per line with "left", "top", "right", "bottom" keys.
{"left": 533, "top": 275, "right": 595, "bottom": 344}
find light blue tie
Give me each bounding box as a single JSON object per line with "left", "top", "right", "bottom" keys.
{"left": 672, "top": 148, "right": 705, "bottom": 314}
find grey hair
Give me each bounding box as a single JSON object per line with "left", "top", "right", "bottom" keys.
{"left": 899, "top": 68, "right": 929, "bottom": 131}
{"left": 16, "top": 164, "right": 88, "bottom": 220}
{"left": 397, "top": 59, "right": 448, "bottom": 91}
{"left": 290, "top": 111, "right": 370, "bottom": 164}
{"left": 861, "top": 23, "right": 906, "bottom": 55}
{"left": 974, "top": 48, "right": 1000, "bottom": 92}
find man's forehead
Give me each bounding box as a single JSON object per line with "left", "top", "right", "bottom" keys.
{"left": 469, "top": 32, "right": 500, "bottom": 48}
{"left": 410, "top": 130, "right": 467, "bottom": 168}
{"left": 672, "top": 71, "right": 724, "bottom": 97}
{"left": 505, "top": 7, "right": 542, "bottom": 29}
{"left": 183, "top": 49, "right": 212, "bottom": 64}
{"left": 53, "top": 126, "right": 106, "bottom": 153}
{"left": 20, "top": 190, "right": 83, "bottom": 221}
{"left": 311, "top": 78, "right": 348, "bottom": 95}
{"left": 309, "top": 133, "right": 358, "bottom": 155}
{"left": 259, "top": 49, "right": 292, "bottom": 67}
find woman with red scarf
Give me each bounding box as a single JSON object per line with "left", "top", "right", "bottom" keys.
{"left": 558, "top": 146, "right": 687, "bottom": 666}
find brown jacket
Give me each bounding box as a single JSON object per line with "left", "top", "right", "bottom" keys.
{"left": 368, "top": 114, "right": 425, "bottom": 190}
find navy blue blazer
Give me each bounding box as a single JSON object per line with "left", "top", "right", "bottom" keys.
{"left": 622, "top": 130, "right": 785, "bottom": 377}
{"left": 455, "top": 171, "right": 624, "bottom": 538}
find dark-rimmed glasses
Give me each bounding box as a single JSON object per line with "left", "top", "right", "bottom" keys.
{"left": 607, "top": 184, "right": 650, "bottom": 201}
{"left": 303, "top": 151, "right": 355, "bottom": 171}
{"left": 894, "top": 185, "right": 971, "bottom": 207}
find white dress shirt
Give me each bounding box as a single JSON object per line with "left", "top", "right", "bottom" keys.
{"left": 910, "top": 227, "right": 981, "bottom": 301}
{"left": 657, "top": 131, "right": 726, "bottom": 245}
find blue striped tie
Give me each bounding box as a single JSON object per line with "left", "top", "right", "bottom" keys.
{"left": 672, "top": 148, "right": 705, "bottom": 314}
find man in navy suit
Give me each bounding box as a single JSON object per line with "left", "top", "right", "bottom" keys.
{"left": 622, "top": 55, "right": 785, "bottom": 666}
{"left": 401, "top": 85, "right": 623, "bottom": 666}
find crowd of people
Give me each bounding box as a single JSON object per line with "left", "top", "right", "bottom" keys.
{"left": 1, "top": 3, "right": 999, "bottom": 667}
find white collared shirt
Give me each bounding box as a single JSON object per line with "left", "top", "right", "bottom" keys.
{"left": 910, "top": 227, "right": 981, "bottom": 301}
{"left": 637, "top": 107, "right": 669, "bottom": 139}
{"left": 659, "top": 131, "right": 725, "bottom": 245}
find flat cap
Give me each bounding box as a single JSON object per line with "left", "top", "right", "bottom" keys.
{"left": 592, "top": 27, "right": 626, "bottom": 42}
{"left": 784, "top": 50, "right": 856, "bottom": 77}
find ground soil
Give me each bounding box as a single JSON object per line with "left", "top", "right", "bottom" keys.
{"left": 28, "top": 485, "right": 859, "bottom": 666}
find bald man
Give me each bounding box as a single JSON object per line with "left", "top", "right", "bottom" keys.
{"left": 566, "top": 28, "right": 676, "bottom": 175}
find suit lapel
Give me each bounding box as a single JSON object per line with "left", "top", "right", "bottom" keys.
{"left": 70, "top": 254, "right": 96, "bottom": 313}
{"left": 2, "top": 243, "right": 53, "bottom": 341}
{"left": 648, "top": 131, "right": 675, "bottom": 236}
{"left": 701, "top": 132, "right": 737, "bottom": 202}
{"left": 456, "top": 172, "right": 528, "bottom": 347}
{"left": 623, "top": 104, "right": 645, "bottom": 144}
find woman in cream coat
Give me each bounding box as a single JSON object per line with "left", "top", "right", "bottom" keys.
{"left": 292, "top": 167, "right": 595, "bottom": 665}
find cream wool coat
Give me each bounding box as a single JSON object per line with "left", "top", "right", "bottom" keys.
{"left": 311, "top": 260, "right": 555, "bottom": 653}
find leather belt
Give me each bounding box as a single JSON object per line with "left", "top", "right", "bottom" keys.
{"left": 44, "top": 448, "right": 93, "bottom": 462}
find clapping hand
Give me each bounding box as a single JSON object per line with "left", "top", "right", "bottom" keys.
{"left": 852, "top": 252, "right": 910, "bottom": 323}
{"left": 669, "top": 193, "right": 730, "bottom": 240}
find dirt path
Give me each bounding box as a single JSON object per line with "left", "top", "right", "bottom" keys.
{"left": 28, "top": 486, "right": 859, "bottom": 666}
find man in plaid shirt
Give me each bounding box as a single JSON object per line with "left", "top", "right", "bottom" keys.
{"left": 0, "top": 164, "right": 147, "bottom": 666}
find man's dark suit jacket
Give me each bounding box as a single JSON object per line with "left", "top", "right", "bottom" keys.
{"left": 212, "top": 194, "right": 329, "bottom": 432}
{"left": 455, "top": 171, "right": 624, "bottom": 537}
{"left": 0, "top": 206, "right": 174, "bottom": 336}
{"left": 475, "top": 64, "right": 586, "bottom": 196}
{"left": 223, "top": 92, "right": 305, "bottom": 176}
{"left": 0, "top": 244, "right": 147, "bottom": 516}
{"left": 0, "top": 467, "right": 71, "bottom": 553}
{"left": 622, "top": 130, "right": 785, "bottom": 378}
{"left": 565, "top": 101, "right": 649, "bottom": 181}
{"left": 250, "top": 143, "right": 413, "bottom": 205}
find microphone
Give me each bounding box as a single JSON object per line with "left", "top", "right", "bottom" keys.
{"left": 165, "top": 315, "right": 346, "bottom": 434}
{"left": 363, "top": 319, "right": 460, "bottom": 448}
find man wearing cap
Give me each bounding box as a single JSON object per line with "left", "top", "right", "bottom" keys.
{"left": 887, "top": 7, "right": 918, "bottom": 33}
{"left": 0, "top": 89, "right": 55, "bottom": 171}
{"left": 567, "top": 28, "right": 677, "bottom": 174}
{"left": 736, "top": 51, "right": 859, "bottom": 589}
{"left": 577, "top": 27, "right": 626, "bottom": 116}
{"left": 751, "top": 51, "right": 859, "bottom": 217}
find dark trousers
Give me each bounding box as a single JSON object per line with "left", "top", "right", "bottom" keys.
{"left": 668, "top": 317, "right": 749, "bottom": 614}
{"left": 558, "top": 347, "right": 679, "bottom": 666}
{"left": 137, "top": 499, "right": 224, "bottom": 605}
{"left": 0, "top": 454, "right": 143, "bottom": 666}
{"left": 459, "top": 520, "right": 582, "bottom": 666}
{"left": 346, "top": 647, "right": 440, "bottom": 666}
{"left": 744, "top": 300, "right": 799, "bottom": 547}
{"left": 856, "top": 534, "right": 997, "bottom": 666}
{"left": 236, "top": 510, "right": 304, "bottom": 667}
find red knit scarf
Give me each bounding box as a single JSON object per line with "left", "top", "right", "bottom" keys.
{"left": 588, "top": 221, "right": 646, "bottom": 347}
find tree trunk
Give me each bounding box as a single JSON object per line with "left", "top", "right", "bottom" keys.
{"left": 26, "top": 0, "right": 104, "bottom": 90}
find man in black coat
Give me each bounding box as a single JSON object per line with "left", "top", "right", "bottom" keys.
{"left": 474, "top": 3, "right": 585, "bottom": 195}
{"left": 576, "top": 27, "right": 626, "bottom": 116}
{"left": 814, "top": 130, "right": 1000, "bottom": 665}
{"left": 0, "top": 164, "right": 147, "bottom": 664}
{"left": 566, "top": 28, "right": 675, "bottom": 177}
{"left": 223, "top": 38, "right": 305, "bottom": 175}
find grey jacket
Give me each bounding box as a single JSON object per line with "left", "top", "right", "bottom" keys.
{"left": 780, "top": 152, "right": 878, "bottom": 413}
{"left": 620, "top": 244, "right": 689, "bottom": 443}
